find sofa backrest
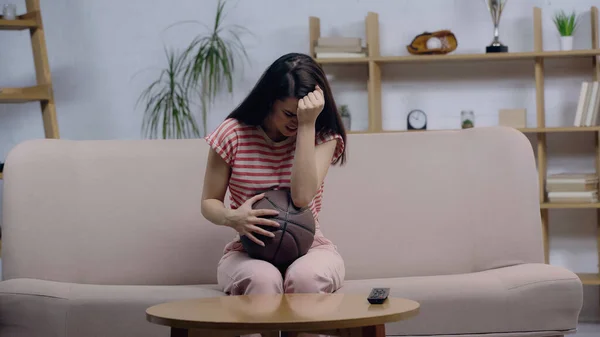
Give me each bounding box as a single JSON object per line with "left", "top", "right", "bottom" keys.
{"left": 1, "top": 127, "right": 544, "bottom": 285}
{"left": 318, "top": 127, "right": 544, "bottom": 280}
{"left": 2, "top": 138, "right": 231, "bottom": 285}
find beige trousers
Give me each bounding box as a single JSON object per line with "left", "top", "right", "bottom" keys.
{"left": 217, "top": 243, "right": 345, "bottom": 295}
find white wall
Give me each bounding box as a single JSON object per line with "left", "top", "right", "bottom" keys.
{"left": 0, "top": 0, "right": 599, "bottom": 319}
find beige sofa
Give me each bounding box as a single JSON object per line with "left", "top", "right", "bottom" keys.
{"left": 0, "top": 127, "right": 582, "bottom": 337}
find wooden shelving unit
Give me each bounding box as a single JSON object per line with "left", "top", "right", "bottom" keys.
{"left": 310, "top": 6, "right": 600, "bottom": 286}
{"left": 0, "top": 0, "right": 58, "bottom": 183}
{"left": 0, "top": 85, "right": 51, "bottom": 103}
{"left": 316, "top": 49, "right": 600, "bottom": 65}
{"left": 0, "top": 0, "right": 57, "bottom": 257}
{"left": 541, "top": 203, "right": 600, "bottom": 209}
{"left": 350, "top": 126, "right": 600, "bottom": 134}
{"left": 0, "top": 11, "right": 38, "bottom": 30}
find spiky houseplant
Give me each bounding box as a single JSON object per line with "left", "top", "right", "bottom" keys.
{"left": 553, "top": 10, "right": 579, "bottom": 37}
{"left": 339, "top": 105, "right": 350, "bottom": 118}
{"left": 138, "top": 0, "right": 250, "bottom": 139}
{"left": 339, "top": 104, "right": 351, "bottom": 130}
{"left": 138, "top": 47, "right": 200, "bottom": 139}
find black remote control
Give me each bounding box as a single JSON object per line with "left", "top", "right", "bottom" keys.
{"left": 367, "top": 288, "right": 390, "bottom": 304}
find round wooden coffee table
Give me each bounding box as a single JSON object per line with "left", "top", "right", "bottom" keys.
{"left": 146, "top": 293, "right": 419, "bottom": 337}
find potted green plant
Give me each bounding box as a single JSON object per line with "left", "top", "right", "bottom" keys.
{"left": 137, "top": 0, "right": 250, "bottom": 139}
{"left": 339, "top": 104, "right": 351, "bottom": 130}
{"left": 553, "top": 10, "right": 579, "bottom": 51}
{"left": 137, "top": 48, "right": 199, "bottom": 139}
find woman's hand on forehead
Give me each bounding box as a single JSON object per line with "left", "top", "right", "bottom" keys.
{"left": 297, "top": 85, "right": 324, "bottom": 126}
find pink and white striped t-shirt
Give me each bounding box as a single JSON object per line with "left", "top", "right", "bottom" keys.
{"left": 205, "top": 117, "right": 344, "bottom": 253}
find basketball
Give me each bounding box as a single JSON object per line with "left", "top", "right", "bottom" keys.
{"left": 240, "top": 189, "right": 316, "bottom": 268}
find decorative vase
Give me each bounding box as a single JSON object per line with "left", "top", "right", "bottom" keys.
{"left": 339, "top": 105, "right": 351, "bottom": 131}
{"left": 342, "top": 115, "right": 351, "bottom": 130}
{"left": 560, "top": 36, "right": 573, "bottom": 51}
{"left": 2, "top": 4, "right": 16, "bottom": 20}
{"left": 461, "top": 110, "right": 475, "bottom": 129}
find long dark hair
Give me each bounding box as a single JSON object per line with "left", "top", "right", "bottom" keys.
{"left": 227, "top": 52, "right": 347, "bottom": 165}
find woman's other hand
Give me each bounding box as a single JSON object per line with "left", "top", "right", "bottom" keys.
{"left": 225, "top": 193, "right": 280, "bottom": 246}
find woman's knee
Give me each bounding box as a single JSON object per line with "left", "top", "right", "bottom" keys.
{"left": 284, "top": 270, "right": 317, "bottom": 293}
{"left": 243, "top": 267, "right": 284, "bottom": 294}
{"left": 235, "top": 266, "right": 283, "bottom": 295}
{"left": 283, "top": 247, "right": 345, "bottom": 294}
{"left": 284, "top": 262, "right": 334, "bottom": 294}
{"left": 218, "top": 252, "right": 284, "bottom": 295}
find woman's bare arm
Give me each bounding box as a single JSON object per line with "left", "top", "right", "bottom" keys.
{"left": 200, "top": 148, "right": 280, "bottom": 245}
{"left": 290, "top": 124, "right": 337, "bottom": 208}
{"left": 201, "top": 149, "right": 233, "bottom": 227}
{"left": 290, "top": 86, "right": 338, "bottom": 208}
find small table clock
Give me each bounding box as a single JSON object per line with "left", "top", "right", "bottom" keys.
{"left": 407, "top": 109, "right": 427, "bottom": 130}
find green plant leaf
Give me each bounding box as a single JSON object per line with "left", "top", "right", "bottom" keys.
{"left": 136, "top": 0, "right": 251, "bottom": 139}
{"left": 136, "top": 47, "right": 201, "bottom": 139}
{"left": 553, "top": 10, "right": 579, "bottom": 36}
{"left": 181, "top": 0, "right": 251, "bottom": 136}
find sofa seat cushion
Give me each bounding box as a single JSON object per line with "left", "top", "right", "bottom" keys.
{"left": 0, "top": 278, "right": 225, "bottom": 337}
{"left": 338, "top": 263, "right": 581, "bottom": 337}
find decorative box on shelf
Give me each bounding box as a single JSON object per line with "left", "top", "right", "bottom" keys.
{"left": 499, "top": 109, "right": 527, "bottom": 128}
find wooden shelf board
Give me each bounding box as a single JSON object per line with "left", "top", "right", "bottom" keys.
{"left": 314, "top": 49, "right": 600, "bottom": 65}
{"left": 0, "top": 85, "right": 50, "bottom": 103}
{"left": 540, "top": 203, "right": 600, "bottom": 209}
{"left": 315, "top": 57, "right": 370, "bottom": 64}
{"left": 541, "top": 49, "right": 600, "bottom": 59}
{"left": 375, "top": 52, "right": 536, "bottom": 63}
{"left": 349, "top": 126, "right": 600, "bottom": 134}
{"left": 0, "top": 12, "right": 38, "bottom": 30}
{"left": 376, "top": 49, "right": 600, "bottom": 63}
{"left": 518, "top": 126, "right": 600, "bottom": 133}
{"left": 577, "top": 273, "right": 600, "bottom": 285}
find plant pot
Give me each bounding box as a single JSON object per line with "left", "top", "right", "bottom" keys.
{"left": 560, "top": 36, "right": 573, "bottom": 51}
{"left": 342, "top": 115, "right": 351, "bottom": 130}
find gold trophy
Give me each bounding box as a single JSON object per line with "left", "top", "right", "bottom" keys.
{"left": 485, "top": 0, "right": 508, "bottom": 53}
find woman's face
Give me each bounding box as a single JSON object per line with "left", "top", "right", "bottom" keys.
{"left": 264, "top": 97, "right": 299, "bottom": 140}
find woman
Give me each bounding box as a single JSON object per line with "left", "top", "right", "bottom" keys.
{"left": 201, "top": 52, "right": 347, "bottom": 296}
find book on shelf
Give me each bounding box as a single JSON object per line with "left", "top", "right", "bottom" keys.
{"left": 573, "top": 81, "right": 600, "bottom": 126}
{"left": 315, "top": 37, "right": 366, "bottom": 58}
{"left": 546, "top": 173, "right": 599, "bottom": 203}
{"left": 547, "top": 172, "right": 598, "bottom": 183}
{"left": 547, "top": 191, "right": 598, "bottom": 203}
